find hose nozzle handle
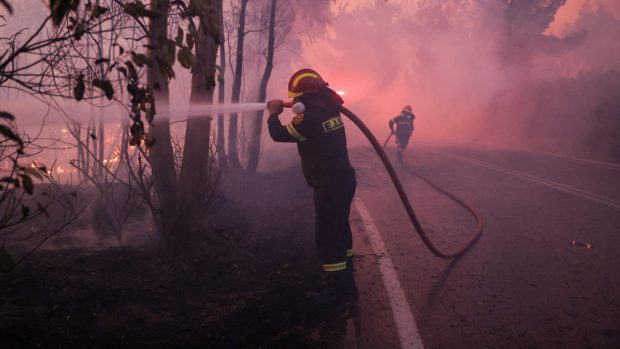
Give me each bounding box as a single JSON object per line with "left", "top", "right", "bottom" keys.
{"left": 287, "top": 101, "right": 305, "bottom": 114}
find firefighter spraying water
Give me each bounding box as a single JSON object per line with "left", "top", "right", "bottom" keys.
{"left": 266, "top": 69, "right": 358, "bottom": 306}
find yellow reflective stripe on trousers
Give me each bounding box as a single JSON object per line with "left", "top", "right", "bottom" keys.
{"left": 323, "top": 262, "right": 346, "bottom": 272}
{"left": 346, "top": 249, "right": 354, "bottom": 257}
{"left": 286, "top": 123, "right": 306, "bottom": 141}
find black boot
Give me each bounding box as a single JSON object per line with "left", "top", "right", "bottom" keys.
{"left": 309, "top": 270, "right": 358, "bottom": 306}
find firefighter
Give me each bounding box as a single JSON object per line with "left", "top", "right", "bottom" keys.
{"left": 266, "top": 68, "right": 357, "bottom": 305}
{"left": 389, "top": 105, "right": 416, "bottom": 162}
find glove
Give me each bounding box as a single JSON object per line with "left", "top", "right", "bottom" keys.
{"left": 267, "top": 99, "right": 284, "bottom": 115}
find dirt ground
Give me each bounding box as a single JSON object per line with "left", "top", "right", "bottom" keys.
{"left": 0, "top": 165, "right": 352, "bottom": 349}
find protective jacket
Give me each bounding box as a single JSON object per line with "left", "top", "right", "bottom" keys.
{"left": 268, "top": 86, "right": 355, "bottom": 188}
{"left": 389, "top": 110, "right": 415, "bottom": 138}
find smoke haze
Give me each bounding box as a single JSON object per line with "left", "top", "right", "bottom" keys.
{"left": 267, "top": 0, "right": 620, "bottom": 161}
{"left": 2, "top": 0, "right": 620, "bottom": 169}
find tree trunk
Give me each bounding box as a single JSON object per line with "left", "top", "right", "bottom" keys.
{"left": 217, "top": 11, "right": 227, "bottom": 168}
{"left": 146, "top": 0, "right": 177, "bottom": 244}
{"left": 85, "top": 119, "right": 91, "bottom": 176}
{"left": 247, "top": 0, "right": 277, "bottom": 173}
{"left": 176, "top": 0, "right": 222, "bottom": 242}
{"left": 97, "top": 108, "right": 104, "bottom": 176}
{"left": 227, "top": 0, "right": 249, "bottom": 170}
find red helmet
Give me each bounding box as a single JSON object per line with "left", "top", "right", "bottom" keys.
{"left": 402, "top": 105, "right": 412, "bottom": 113}
{"left": 288, "top": 68, "right": 326, "bottom": 98}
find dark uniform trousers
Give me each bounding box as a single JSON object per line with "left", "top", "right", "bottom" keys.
{"left": 313, "top": 176, "right": 356, "bottom": 272}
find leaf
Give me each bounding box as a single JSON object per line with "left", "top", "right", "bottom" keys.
{"left": 129, "top": 135, "right": 140, "bottom": 146}
{"left": 123, "top": 1, "right": 159, "bottom": 18}
{"left": 160, "top": 39, "right": 176, "bottom": 66}
{"left": 92, "top": 78, "right": 114, "bottom": 100}
{"left": 21, "top": 204, "right": 30, "bottom": 219}
{"left": 131, "top": 52, "right": 152, "bottom": 68}
{"left": 125, "top": 61, "right": 138, "bottom": 80}
{"left": 143, "top": 133, "right": 155, "bottom": 147}
{"left": 20, "top": 174, "right": 34, "bottom": 195}
{"left": 91, "top": 5, "right": 108, "bottom": 19}
{"left": 0, "top": 111, "right": 15, "bottom": 120}
{"left": 130, "top": 121, "right": 143, "bottom": 136}
{"left": 117, "top": 67, "right": 127, "bottom": 78}
{"left": 156, "top": 57, "right": 175, "bottom": 80}
{"left": 22, "top": 166, "right": 43, "bottom": 180}
{"left": 0, "top": 124, "right": 24, "bottom": 148}
{"left": 73, "top": 21, "right": 86, "bottom": 40}
{"left": 177, "top": 48, "right": 196, "bottom": 69}
{"left": 186, "top": 33, "right": 195, "bottom": 50}
{"left": 0, "top": 176, "right": 19, "bottom": 186}
{"left": 1, "top": 0, "right": 13, "bottom": 14}
{"left": 50, "top": 0, "right": 79, "bottom": 27}
{"left": 175, "top": 27, "right": 184, "bottom": 47}
{"left": 145, "top": 109, "right": 155, "bottom": 124}
{"left": 74, "top": 74, "right": 85, "bottom": 101}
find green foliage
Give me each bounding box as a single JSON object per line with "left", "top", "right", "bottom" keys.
{"left": 123, "top": 1, "right": 159, "bottom": 18}
{"left": 90, "top": 5, "right": 107, "bottom": 19}
{"left": 131, "top": 52, "right": 152, "bottom": 68}
{"left": 177, "top": 48, "right": 196, "bottom": 69}
{"left": 49, "top": 0, "right": 80, "bottom": 26}
{"left": 186, "top": 32, "right": 195, "bottom": 50}
{"left": 73, "top": 21, "right": 86, "bottom": 40}
{"left": 0, "top": 112, "right": 15, "bottom": 121}
{"left": 20, "top": 174, "right": 33, "bottom": 194}
{"left": 0, "top": 123, "right": 23, "bottom": 150}
{"left": 92, "top": 78, "right": 114, "bottom": 100}
{"left": 175, "top": 28, "right": 184, "bottom": 47}
{"left": 160, "top": 39, "right": 176, "bottom": 67}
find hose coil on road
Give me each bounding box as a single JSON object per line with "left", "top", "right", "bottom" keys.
{"left": 340, "top": 106, "right": 484, "bottom": 259}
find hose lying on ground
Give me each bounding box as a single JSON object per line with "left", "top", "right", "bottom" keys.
{"left": 340, "top": 106, "right": 484, "bottom": 259}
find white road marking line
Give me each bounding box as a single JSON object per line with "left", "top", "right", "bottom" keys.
{"left": 438, "top": 151, "right": 620, "bottom": 210}
{"left": 528, "top": 150, "right": 620, "bottom": 170}
{"left": 354, "top": 197, "right": 425, "bottom": 349}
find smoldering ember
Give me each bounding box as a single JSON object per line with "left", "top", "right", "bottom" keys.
{"left": 1, "top": 1, "right": 619, "bottom": 348}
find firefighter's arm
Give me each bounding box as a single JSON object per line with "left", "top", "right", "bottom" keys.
{"left": 266, "top": 99, "right": 308, "bottom": 143}
{"left": 389, "top": 119, "right": 395, "bottom": 132}
{"left": 267, "top": 114, "right": 298, "bottom": 143}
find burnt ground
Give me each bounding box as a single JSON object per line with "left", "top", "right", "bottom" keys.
{"left": 0, "top": 165, "right": 352, "bottom": 349}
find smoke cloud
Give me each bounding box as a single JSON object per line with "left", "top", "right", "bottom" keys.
{"left": 267, "top": 0, "right": 620, "bottom": 161}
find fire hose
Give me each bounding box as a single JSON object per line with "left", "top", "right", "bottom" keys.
{"left": 277, "top": 101, "right": 484, "bottom": 258}
{"left": 340, "top": 106, "right": 484, "bottom": 259}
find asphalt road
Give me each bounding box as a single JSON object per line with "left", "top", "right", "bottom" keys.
{"left": 350, "top": 146, "right": 620, "bottom": 349}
